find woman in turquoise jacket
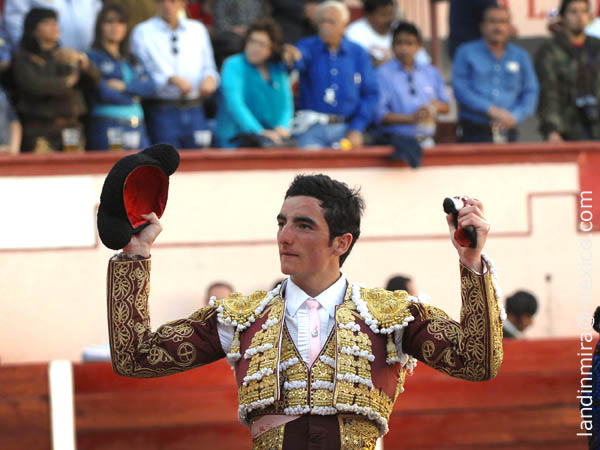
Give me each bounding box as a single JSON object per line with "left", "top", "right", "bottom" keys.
{"left": 215, "top": 18, "right": 293, "bottom": 148}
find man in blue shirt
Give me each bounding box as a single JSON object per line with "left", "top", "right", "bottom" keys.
{"left": 452, "top": 5, "right": 539, "bottom": 143}
{"left": 285, "top": 1, "right": 379, "bottom": 149}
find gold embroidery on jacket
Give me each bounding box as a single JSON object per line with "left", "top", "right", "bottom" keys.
{"left": 108, "top": 259, "right": 217, "bottom": 378}
{"left": 338, "top": 415, "right": 379, "bottom": 450}
{"left": 417, "top": 264, "right": 503, "bottom": 381}
{"left": 486, "top": 270, "right": 504, "bottom": 377}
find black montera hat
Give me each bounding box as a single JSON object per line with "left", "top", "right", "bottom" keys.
{"left": 97, "top": 144, "right": 180, "bottom": 250}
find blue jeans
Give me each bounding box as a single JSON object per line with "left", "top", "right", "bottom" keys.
{"left": 86, "top": 116, "right": 150, "bottom": 151}
{"left": 145, "top": 104, "right": 211, "bottom": 149}
{"left": 293, "top": 123, "right": 348, "bottom": 149}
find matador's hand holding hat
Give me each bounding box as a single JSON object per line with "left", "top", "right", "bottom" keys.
{"left": 97, "top": 144, "right": 180, "bottom": 250}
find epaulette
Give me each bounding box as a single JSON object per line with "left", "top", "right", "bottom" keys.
{"left": 209, "top": 285, "right": 281, "bottom": 361}
{"left": 351, "top": 285, "right": 417, "bottom": 334}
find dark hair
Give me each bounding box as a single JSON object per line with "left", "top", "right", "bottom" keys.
{"left": 244, "top": 18, "right": 284, "bottom": 62}
{"left": 21, "top": 8, "right": 58, "bottom": 54}
{"left": 91, "top": 4, "right": 132, "bottom": 61}
{"left": 385, "top": 275, "right": 411, "bottom": 292}
{"left": 285, "top": 174, "right": 365, "bottom": 267}
{"left": 505, "top": 290, "right": 538, "bottom": 317}
{"left": 392, "top": 21, "right": 421, "bottom": 43}
{"left": 480, "top": 4, "right": 508, "bottom": 23}
{"left": 363, "top": 0, "right": 394, "bottom": 15}
{"left": 206, "top": 281, "right": 234, "bottom": 293}
{"left": 559, "top": 0, "right": 589, "bottom": 16}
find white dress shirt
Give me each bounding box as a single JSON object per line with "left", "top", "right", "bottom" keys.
{"left": 130, "top": 16, "right": 219, "bottom": 100}
{"left": 283, "top": 276, "right": 347, "bottom": 363}
{"left": 345, "top": 17, "right": 431, "bottom": 66}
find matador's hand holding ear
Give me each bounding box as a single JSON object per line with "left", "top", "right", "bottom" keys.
{"left": 444, "top": 196, "right": 490, "bottom": 273}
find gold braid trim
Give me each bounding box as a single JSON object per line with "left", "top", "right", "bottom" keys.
{"left": 107, "top": 258, "right": 219, "bottom": 378}
{"left": 415, "top": 262, "right": 503, "bottom": 381}
{"left": 252, "top": 423, "right": 285, "bottom": 450}
{"left": 238, "top": 297, "right": 286, "bottom": 423}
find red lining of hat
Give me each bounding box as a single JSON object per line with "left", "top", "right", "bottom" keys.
{"left": 454, "top": 229, "right": 472, "bottom": 248}
{"left": 123, "top": 166, "right": 168, "bottom": 228}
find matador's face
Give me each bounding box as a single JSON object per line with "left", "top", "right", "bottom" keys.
{"left": 276, "top": 196, "right": 340, "bottom": 285}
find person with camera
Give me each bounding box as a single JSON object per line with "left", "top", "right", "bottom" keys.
{"left": 536, "top": 0, "right": 600, "bottom": 141}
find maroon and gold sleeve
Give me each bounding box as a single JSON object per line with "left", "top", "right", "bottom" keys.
{"left": 401, "top": 262, "right": 504, "bottom": 381}
{"left": 107, "top": 256, "right": 225, "bottom": 378}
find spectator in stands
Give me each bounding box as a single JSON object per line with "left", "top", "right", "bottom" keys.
{"left": 131, "top": 0, "right": 218, "bottom": 148}
{"left": 536, "top": 0, "right": 600, "bottom": 141}
{"left": 345, "top": 0, "right": 430, "bottom": 67}
{"left": 5, "top": 0, "right": 102, "bottom": 52}
{"left": 203, "top": 281, "right": 234, "bottom": 307}
{"left": 12, "top": 8, "right": 100, "bottom": 152}
{"left": 210, "top": 0, "right": 269, "bottom": 68}
{"left": 0, "top": 23, "right": 21, "bottom": 155}
{"left": 107, "top": 0, "right": 157, "bottom": 31}
{"left": 86, "top": 4, "right": 155, "bottom": 151}
{"left": 267, "top": 0, "right": 323, "bottom": 44}
{"left": 285, "top": 1, "right": 378, "bottom": 149}
{"left": 503, "top": 290, "right": 538, "bottom": 339}
{"left": 215, "top": 19, "right": 293, "bottom": 148}
{"left": 385, "top": 274, "right": 417, "bottom": 296}
{"left": 452, "top": 5, "right": 539, "bottom": 143}
{"left": 375, "top": 22, "right": 449, "bottom": 167}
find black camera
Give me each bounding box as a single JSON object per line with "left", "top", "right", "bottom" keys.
{"left": 576, "top": 95, "right": 599, "bottom": 122}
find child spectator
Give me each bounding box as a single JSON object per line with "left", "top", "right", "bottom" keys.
{"left": 374, "top": 22, "right": 449, "bottom": 167}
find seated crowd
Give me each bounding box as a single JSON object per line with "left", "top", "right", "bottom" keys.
{"left": 0, "top": 0, "right": 597, "bottom": 168}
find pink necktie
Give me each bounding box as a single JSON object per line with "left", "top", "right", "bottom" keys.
{"left": 306, "top": 298, "right": 321, "bottom": 366}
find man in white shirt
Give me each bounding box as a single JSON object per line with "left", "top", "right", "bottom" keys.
{"left": 5, "top": 0, "right": 102, "bottom": 52}
{"left": 345, "top": 0, "right": 430, "bottom": 66}
{"left": 130, "top": 0, "right": 218, "bottom": 148}
{"left": 106, "top": 173, "right": 504, "bottom": 448}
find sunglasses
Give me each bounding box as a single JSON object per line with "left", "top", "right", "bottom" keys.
{"left": 103, "top": 17, "right": 126, "bottom": 24}
{"left": 171, "top": 34, "right": 178, "bottom": 55}
{"left": 407, "top": 73, "right": 416, "bottom": 96}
